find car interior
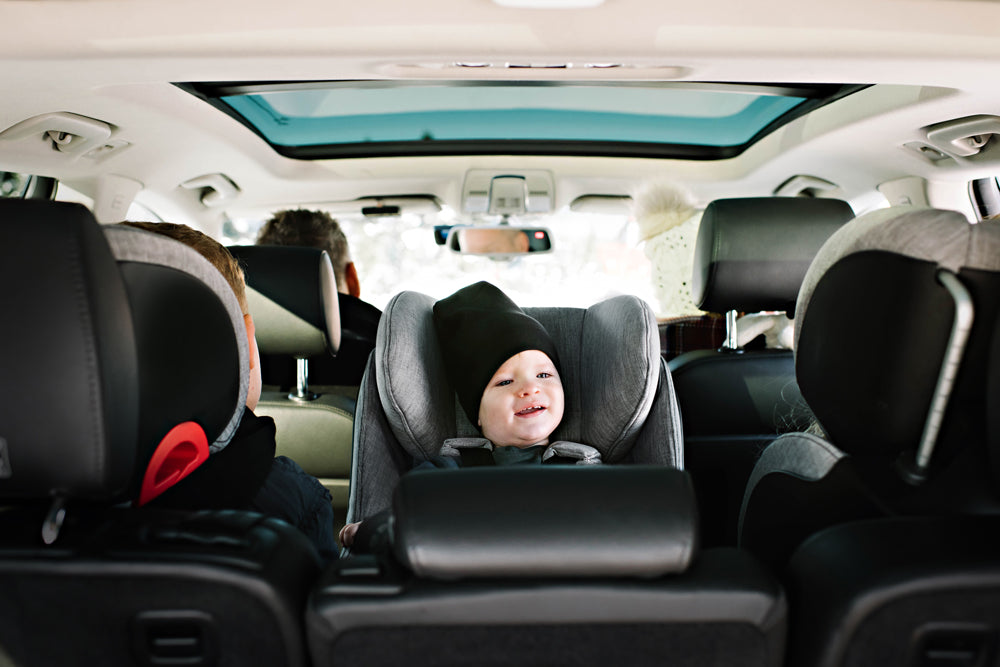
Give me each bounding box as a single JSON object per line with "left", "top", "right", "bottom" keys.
{"left": 4, "top": 1, "right": 1000, "bottom": 665}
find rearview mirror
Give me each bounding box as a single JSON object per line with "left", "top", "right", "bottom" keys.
{"left": 444, "top": 226, "right": 552, "bottom": 256}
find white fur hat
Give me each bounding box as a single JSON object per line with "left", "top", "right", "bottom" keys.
{"left": 632, "top": 179, "right": 697, "bottom": 241}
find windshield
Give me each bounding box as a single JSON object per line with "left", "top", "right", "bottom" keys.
{"left": 223, "top": 208, "right": 681, "bottom": 317}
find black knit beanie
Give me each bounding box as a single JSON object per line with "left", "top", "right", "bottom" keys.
{"left": 433, "top": 281, "right": 561, "bottom": 427}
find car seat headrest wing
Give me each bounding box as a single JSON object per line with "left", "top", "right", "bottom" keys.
{"left": 376, "top": 291, "right": 456, "bottom": 460}
{"left": 0, "top": 200, "right": 138, "bottom": 502}
{"left": 392, "top": 466, "right": 698, "bottom": 579}
{"left": 528, "top": 295, "right": 660, "bottom": 461}
{"left": 228, "top": 245, "right": 341, "bottom": 357}
{"left": 692, "top": 197, "right": 854, "bottom": 315}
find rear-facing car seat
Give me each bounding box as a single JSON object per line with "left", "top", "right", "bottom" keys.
{"left": 229, "top": 244, "right": 356, "bottom": 533}
{"left": 0, "top": 201, "right": 320, "bottom": 666}
{"left": 669, "top": 196, "right": 854, "bottom": 547}
{"left": 345, "top": 289, "right": 685, "bottom": 524}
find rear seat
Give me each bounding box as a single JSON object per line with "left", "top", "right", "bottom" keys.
{"left": 668, "top": 197, "right": 854, "bottom": 547}
{"left": 229, "top": 245, "right": 356, "bottom": 534}
{"left": 309, "top": 467, "right": 787, "bottom": 667}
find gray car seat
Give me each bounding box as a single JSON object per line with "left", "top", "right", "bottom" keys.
{"left": 669, "top": 196, "right": 854, "bottom": 546}
{"left": 229, "top": 245, "right": 356, "bottom": 533}
{"left": 345, "top": 288, "right": 685, "bottom": 524}
{"left": 0, "top": 201, "right": 320, "bottom": 666}
{"left": 740, "top": 206, "right": 1000, "bottom": 571}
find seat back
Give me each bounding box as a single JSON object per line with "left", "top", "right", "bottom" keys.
{"left": 0, "top": 202, "right": 319, "bottom": 666}
{"left": 746, "top": 209, "right": 1000, "bottom": 665}
{"left": 309, "top": 466, "right": 787, "bottom": 667}
{"left": 740, "top": 207, "right": 1000, "bottom": 571}
{"left": 669, "top": 197, "right": 854, "bottom": 546}
{"left": 346, "top": 289, "right": 683, "bottom": 523}
{"left": 229, "top": 245, "right": 355, "bottom": 533}
{"left": 785, "top": 515, "right": 1000, "bottom": 667}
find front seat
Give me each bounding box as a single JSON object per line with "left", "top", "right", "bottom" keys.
{"left": 229, "top": 245, "right": 356, "bottom": 533}
{"left": 0, "top": 200, "right": 320, "bottom": 667}
{"left": 669, "top": 196, "right": 854, "bottom": 547}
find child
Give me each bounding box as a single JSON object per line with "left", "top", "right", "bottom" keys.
{"left": 340, "top": 281, "right": 600, "bottom": 548}
{"left": 122, "top": 221, "right": 338, "bottom": 563}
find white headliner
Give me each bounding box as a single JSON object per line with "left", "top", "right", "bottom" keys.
{"left": 3, "top": 0, "right": 1000, "bottom": 233}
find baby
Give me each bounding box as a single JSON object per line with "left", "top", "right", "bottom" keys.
{"left": 340, "top": 281, "right": 597, "bottom": 548}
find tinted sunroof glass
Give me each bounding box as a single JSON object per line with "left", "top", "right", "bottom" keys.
{"left": 222, "top": 84, "right": 802, "bottom": 147}
{"left": 183, "top": 81, "right": 862, "bottom": 159}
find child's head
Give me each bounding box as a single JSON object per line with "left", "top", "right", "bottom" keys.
{"left": 121, "top": 221, "right": 262, "bottom": 411}
{"left": 433, "top": 281, "right": 564, "bottom": 448}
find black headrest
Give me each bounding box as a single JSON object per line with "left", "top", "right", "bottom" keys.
{"left": 692, "top": 197, "right": 854, "bottom": 315}
{"left": 228, "top": 245, "right": 340, "bottom": 357}
{"left": 0, "top": 200, "right": 138, "bottom": 501}
{"left": 796, "top": 207, "right": 1000, "bottom": 473}
{"left": 392, "top": 466, "right": 697, "bottom": 579}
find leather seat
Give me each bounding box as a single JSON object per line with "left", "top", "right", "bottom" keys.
{"left": 0, "top": 201, "right": 320, "bottom": 666}
{"left": 229, "top": 245, "right": 357, "bottom": 533}
{"left": 309, "top": 466, "right": 788, "bottom": 667}
{"left": 669, "top": 196, "right": 854, "bottom": 546}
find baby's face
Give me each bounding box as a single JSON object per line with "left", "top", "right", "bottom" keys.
{"left": 478, "top": 350, "right": 564, "bottom": 448}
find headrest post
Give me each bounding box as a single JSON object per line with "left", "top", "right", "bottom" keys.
{"left": 41, "top": 496, "right": 67, "bottom": 545}
{"left": 723, "top": 310, "right": 739, "bottom": 350}
{"left": 289, "top": 357, "right": 318, "bottom": 402}
{"left": 899, "top": 270, "right": 974, "bottom": 484}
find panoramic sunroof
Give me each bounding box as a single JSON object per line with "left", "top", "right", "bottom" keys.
{"left": 180, "top": 81, "right": 864, "bottom": 160}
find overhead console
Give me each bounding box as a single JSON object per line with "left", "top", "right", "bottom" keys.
{"left": 461, "top": 168, "right": 554, "bottom": 216}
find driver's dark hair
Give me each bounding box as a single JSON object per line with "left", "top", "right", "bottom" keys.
{"left": 257, "top": 209, "right": 350, "bottom": 287}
